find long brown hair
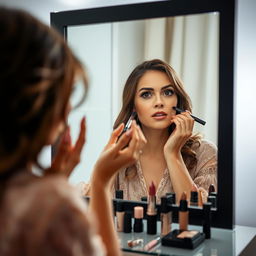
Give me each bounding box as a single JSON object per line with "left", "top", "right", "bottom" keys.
{"left": 114, "top": 59, "right": 201, "bottom": 175}
{"left": 0, "top": 8, "right": 88, "bottom": 180}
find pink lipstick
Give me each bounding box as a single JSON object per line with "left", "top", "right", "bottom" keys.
{"left": 147, "top": 181, "right": 157, "bottom": 234}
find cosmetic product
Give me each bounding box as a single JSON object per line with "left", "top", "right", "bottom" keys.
{"left": 123, "top": 211, "right": 132, "bottom": 233}
{"left": 116, "top": 201, "right": 125, "bottom": 232}
{"left": 133, "top": 206, "right": 144, "bottom": 233}
{"left": 141, "top": 196, "right": 147, "bottom": 202}
{"left": 190, "top": 184, "right": 198, "bottom": 206}
{"left": 160, "top": 196, "right": 172, "bottom": 236}
{"left": 166, "top": 192, "right": 176, "bottom": 204}
{"left": 202, "top": 202, "right": 212, "bottom": 239}
{"left": 207, "top": 195, "right": 217, "bottom": 208}
{"left": 147, "top": 182, "right": 157, "bottom": 235}
{"left": 123, "top": 111, "right": 137, "bottom": 133}
{"left": 127, "top": 238, "right": 143, "bottom": 248}
{"left": 179, "top": 192, "right": 188, "bottom": 231}
{"left": 115, "top": 189, "right": 123, "bottom": 199}
{"left": 173, "top": 106, "right": 206, "bottom": 125}
{"left": 161, "top": 229, "right": 205, "bottom": 249}
{"left": 198, "top": 190, "right": 203, "bottom": 207}
{"left": 144, "top": 237, "right": 161, "bottom": 251}
{"left": 208, "top": 184, "right": 215, "bottom": 194}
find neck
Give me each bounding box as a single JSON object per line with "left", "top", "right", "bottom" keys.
{"left": 141, "top": 126, "right": 169, "bottom": 154}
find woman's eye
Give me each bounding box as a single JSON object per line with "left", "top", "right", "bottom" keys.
{"left": 140, "top": 91, "right": 152, "bottom": 98}
{"left": 163, "top": 89, "right": 174, "bottom": 96}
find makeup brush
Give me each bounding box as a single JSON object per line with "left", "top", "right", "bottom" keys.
{"left": 173, "top": 106, "right": 206, "bottom": 125}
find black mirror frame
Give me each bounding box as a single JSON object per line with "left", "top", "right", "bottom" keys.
{"left": 50, "top": 0, "right": 235, "bottom": 229}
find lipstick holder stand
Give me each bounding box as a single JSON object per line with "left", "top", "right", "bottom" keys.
{"left": 111, "top": 198, "right": 215, "bottom": 227}
{"left": 83, "top": 196, "right": 215, "bottom": 227}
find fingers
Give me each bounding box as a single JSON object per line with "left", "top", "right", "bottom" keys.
{"left": 106, "top": 123, "right": 125, "bottom": 147}
{"left": 73, "top": 116, "right": 86, "bottom": 158}
{"left": 114, "top": 122, "right": 134, "bottom": 153}
{"left": 172, "top": 111, "right": 194, "bottom": 137}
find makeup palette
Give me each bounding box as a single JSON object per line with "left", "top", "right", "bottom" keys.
{"left": 161, "top": 229, "right": 205, "bottom": 249}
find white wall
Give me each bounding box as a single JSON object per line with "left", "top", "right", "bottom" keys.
{"left": 1, "top": 0, "right": 256, "bottom": 227}
{"left": 235, "top": 0, "right": 256, "bottom": 227}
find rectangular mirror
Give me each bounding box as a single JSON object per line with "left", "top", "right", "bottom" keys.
{"left": 51, "top": 0, "right": 235, "bottom": 229}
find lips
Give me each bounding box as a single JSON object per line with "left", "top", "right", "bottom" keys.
{"left": 152, "top": 111, "right": 167, "bottom": 117}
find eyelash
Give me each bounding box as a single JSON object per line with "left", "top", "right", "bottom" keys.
{"left": 140, "top": 89, "right": 174, "bottom": 99}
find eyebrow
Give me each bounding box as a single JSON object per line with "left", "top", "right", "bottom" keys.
{"left": 138, "top": 84, "right": 174, "bottom": 92}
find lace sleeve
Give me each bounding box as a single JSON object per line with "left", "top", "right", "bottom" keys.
{"left": 192, "top": 140, "right": 218, "bottom": 202}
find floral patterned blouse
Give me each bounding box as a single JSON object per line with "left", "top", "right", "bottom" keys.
{"left": 114, "top": 139, "right": 217, "bottom": 203}
{"left": 0, "top": 171, "right": 106, "bottom": 256}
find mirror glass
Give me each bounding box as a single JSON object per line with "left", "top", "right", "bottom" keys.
{"left": 66, "top": 12, "right": 219, "bottom": 196}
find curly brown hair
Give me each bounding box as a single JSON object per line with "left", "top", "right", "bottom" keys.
{"left": 0, "top": 8, "right": 88, "bottom": 180}
{"left": 114, "top": 59, "right": 201, "bottom": 178}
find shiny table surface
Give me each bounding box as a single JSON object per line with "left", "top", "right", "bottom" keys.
{"left": 119, "top": 222, "right": 256, "bottom": 256}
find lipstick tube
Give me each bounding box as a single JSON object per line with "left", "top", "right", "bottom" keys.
{"left": 147, "top": 182, "right": 157, "bottom": 235}
{"left": 116, "top": 201, "right": 124, "bottom": 232}
{"left": 179, "top": 192, "right": 188, "bottom": 231}
{"left": 133, "top": 206, "right": 144, "bottom": 233}
{"left": 160, "top": 196, "right": 172, "bottom": 236}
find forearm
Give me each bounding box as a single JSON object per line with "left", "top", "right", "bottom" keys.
{"left": 165, "top": 152, "right": 194, "bottom": 202}
{"left": 89, "top": 175, "right": 121, "bottom": 256}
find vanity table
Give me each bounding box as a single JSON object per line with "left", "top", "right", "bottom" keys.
{"left": 118, "top": 222, "right": 256, "bottom": 256}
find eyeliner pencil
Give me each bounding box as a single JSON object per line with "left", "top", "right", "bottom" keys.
{"left": 173, "top": 107, "right": 206, "bottom": 125}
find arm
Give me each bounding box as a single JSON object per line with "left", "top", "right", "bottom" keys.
{"left": 164, "top": 111, "right": 195, "bottom": 202}
{"left": 89, "top": 121, "right": 146, "bottom": 256}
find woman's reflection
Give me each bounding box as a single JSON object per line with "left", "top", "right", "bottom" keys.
{"left": 113, "top": 59, "right": 217, "bottom": 203}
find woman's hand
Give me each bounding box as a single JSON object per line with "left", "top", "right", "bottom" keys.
{"left": 92, "top": 121, "right": 146, "bottom": 186}
{"left": 45, "top": 117, "right": 86, "bottom": 177}
{"left": 164, "top": 111, "right": 194, "bottom": 157}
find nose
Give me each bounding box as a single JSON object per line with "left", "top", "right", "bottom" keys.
{"left": 154, "top": 94, "right": 164, "bottom": 108}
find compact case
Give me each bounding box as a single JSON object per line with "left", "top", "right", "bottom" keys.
{"left": 161, "top": 229, "right": 205, "bottom": 249}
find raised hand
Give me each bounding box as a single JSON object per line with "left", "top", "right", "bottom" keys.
{"left": 92, "top": 120, "right": 146, "bottom": 186}
{"left": 46, "top": 117, "right": 86, "bottom": 177}
{"left": 164, "top": 111, "right": 194, "bottom": 156}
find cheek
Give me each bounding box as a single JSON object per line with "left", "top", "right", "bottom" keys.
{"left": 134, "top": 99, "right": 151, "bottom": 123}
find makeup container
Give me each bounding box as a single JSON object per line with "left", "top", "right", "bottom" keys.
{"left": 123, "top": 211, "right": 132, "bottom": 233}
{"left": 141, "top": 196, "right": 147, "bottom": 202}
{"left": 202, "top": 202, "right": 212, "bottom": 239}
{"left": 190, "top": 185, "right": 198, "bottom": 206}
{"left": 207, "top": 195, "right": 217, "bottom": 208}
{"left": 116, "top": 201, "right": 125, "bottom": 232}
{"left": 166, "top": 192, "right": 176, "bottom": 204}
{"left": 144, "top": 237, "right": 161, "bottom": 251}
{"left": 147, "top": 182, "right": 157, "bottom": 235}
{"left": 161, "top": 229, "right": 205, "bottom": 249}
{"left": 133, "top": 206, "right": 144, "bottom": 233}
{"left": 160, "top": 196, "right": 172, "bottom": 236}
{"left": 179, "top": 192, "right": 188, "bottom": 231}
{"left": 115, "top": 189, "right": 123, "bottom": 199}
{"left": 128, "top": 238, "right": 143, "bottom": 248}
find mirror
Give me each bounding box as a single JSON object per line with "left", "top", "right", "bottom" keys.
{"left": 51, "top": 0, "right": 235, "bottom": 229}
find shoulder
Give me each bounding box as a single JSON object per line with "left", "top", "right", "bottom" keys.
{"left": 33, "top": 175, "right": 88, "bottom": 212}
{"left": 193, "top": 139, "right": 218, "bottom": 156}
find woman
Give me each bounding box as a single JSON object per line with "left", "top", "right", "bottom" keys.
{"left": 113, "top": 59, "right": 217, "bottom": 203}
{"left": 0, "top": 7, "right": 143, "bottom": 256}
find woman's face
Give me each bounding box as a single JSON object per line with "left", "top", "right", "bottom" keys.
{"left": 134, "top": 70, "right": 178, "bottom": 131}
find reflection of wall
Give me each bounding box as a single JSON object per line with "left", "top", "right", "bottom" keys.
{"left": 112, "top": 20, "right": 145, "bottom": 121}
{"left": 67, "top": 24, "right": 113, "bottom": 184}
